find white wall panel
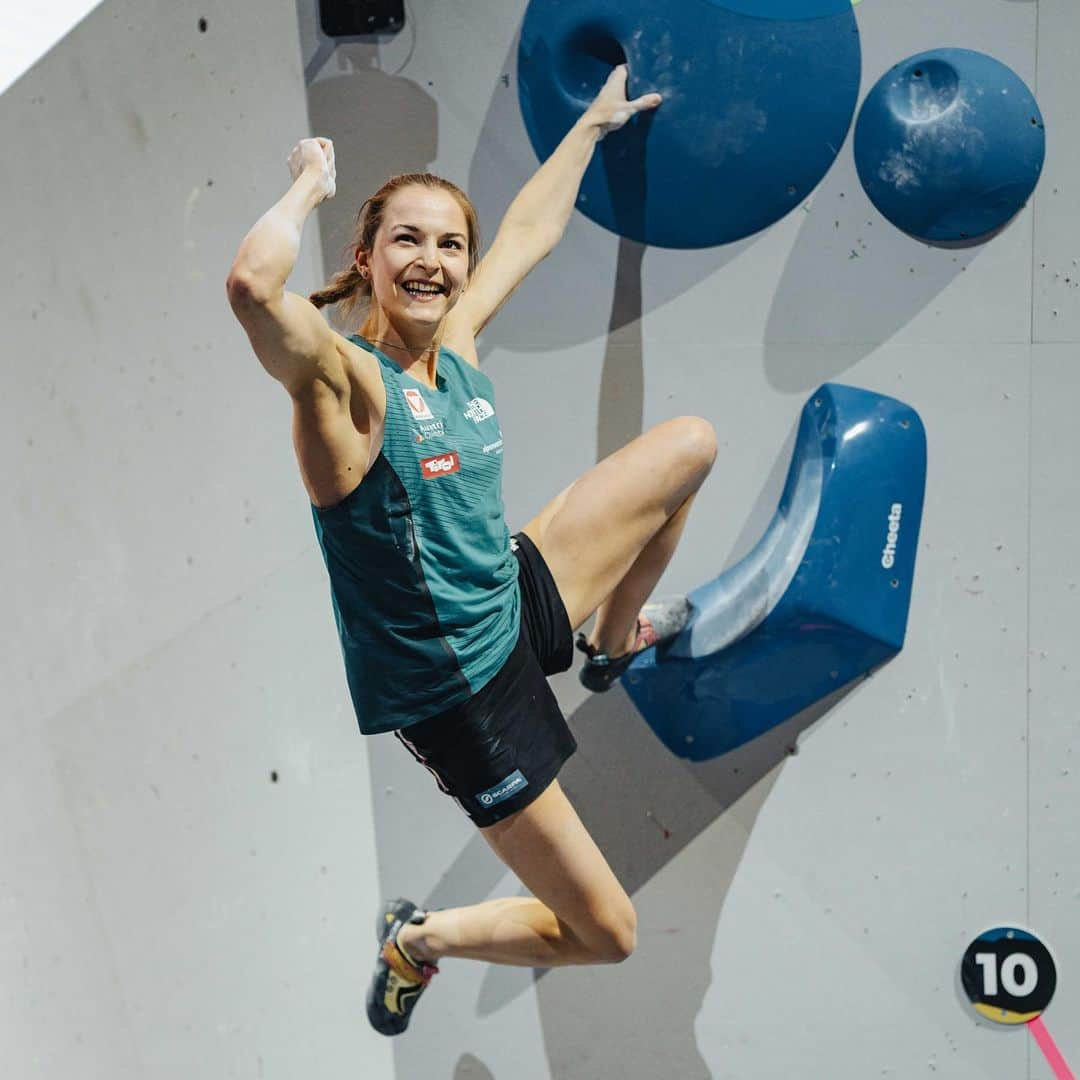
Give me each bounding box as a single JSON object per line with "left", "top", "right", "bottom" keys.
{"left": 1, "top": 3, "right": 105, "bottom": 96}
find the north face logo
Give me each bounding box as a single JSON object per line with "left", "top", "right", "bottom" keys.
{"left": 463, "top": 397, "right": 495, "bottom": 423}
{"left": 420, "top": 452, "right": 460, "bottom": 479}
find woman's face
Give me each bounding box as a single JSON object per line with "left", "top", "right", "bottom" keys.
{"left": 360, "top": 186, "right": 471, "bottom": 331}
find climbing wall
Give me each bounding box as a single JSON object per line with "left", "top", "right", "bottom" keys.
{"left": 4, "top": 0, "right": 1077, "bottom": 1077}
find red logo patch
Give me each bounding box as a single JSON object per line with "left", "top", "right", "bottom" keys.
{"left": 420, "top": 452, "right": 460, "bottom": 479}
{"left": 403, "top": 388, "right": 433, "bottom": 420}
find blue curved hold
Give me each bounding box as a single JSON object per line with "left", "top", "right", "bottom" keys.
{"left": 624, "top": 384, "right": 927, "bottom": 761}
{"left": 703, "top": 0, "right": 852, "bottom": 19}
{"left": 517, "top": 0, "right": 861, "bottom": 248}
{"left": 854, "top": 49, "right": 1046, "bottom": 243}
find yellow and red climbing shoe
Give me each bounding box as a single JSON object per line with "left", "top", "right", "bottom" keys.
{"left": 366, "top": 898, "right": 439, "bottom": 1036}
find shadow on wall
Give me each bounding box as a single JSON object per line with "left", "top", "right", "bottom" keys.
{"left": 454, "top": 1052, "right": 496, "bottom": 1079}
{"left": 523, "top": 682, "right": 865, "bottom": 1080}
{"left": 305, "top": 32, "right": 989, "bottom": 401}
{"left": 596, "top": 237, "right": 647, "bottom": 459}
{"left": 308, "top": 30, "right": 937, "bottom": 1076}
{"left": 306, "top": 45, "right": 439, "bottom": 334}
{"left": 420, "top": 677, "right": 864, "bottom": 1079}
{"left": 761, "top": 118, "right": 983, "bottom": 393}
{"left": 463, "top": 27, "right": 1005, "bottom": 396}
{"left": 466, "top": 33, "right": 753, "bottom": 356}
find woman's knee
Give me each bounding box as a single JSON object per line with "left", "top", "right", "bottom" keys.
{"left": 580, "top": 903, "right": 638, "bottom": 964}
{"left": 680, "top": 415, "right": 718, "bottom": 469}
{"left": 660, "top": 416, "right": 717, "bottom": 484}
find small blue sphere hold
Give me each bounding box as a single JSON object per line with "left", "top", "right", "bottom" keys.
{"left": 517, "top": 0, "right": 861, "bottom": 248}
{"left": 854, "top": 48, "right": 1046, "bottom": 244}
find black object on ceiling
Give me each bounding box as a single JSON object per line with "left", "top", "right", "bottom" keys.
{"left": 319, "top": 0, "right": 405, "bottom": 37}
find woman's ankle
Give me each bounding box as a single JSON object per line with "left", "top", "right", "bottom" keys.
{"left": 588, "top": 622, "right": 639, "bottom": 660}
{"left": 397, "top": 921, "right": 438, "bottom": 966}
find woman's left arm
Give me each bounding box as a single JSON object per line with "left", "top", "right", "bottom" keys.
{"left": 446, "top": 66, "right": 661, "bottom": 343}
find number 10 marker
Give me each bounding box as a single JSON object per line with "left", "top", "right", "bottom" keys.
{"left": 961, "top": 927, "right": 1073, "bottom": 1080}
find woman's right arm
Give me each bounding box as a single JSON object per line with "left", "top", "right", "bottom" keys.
{"left": 225, "top": 139, "right": 347, "bottom": 399}
{"left": 227, "top": 141, "right": 377, "bottom": 507}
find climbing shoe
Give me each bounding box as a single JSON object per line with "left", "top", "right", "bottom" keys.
{"left": 366, "top": 898, "right": 439, "bottom": 1036}
{"left": 577, "top": 596, "right": 692, "bottom": 693}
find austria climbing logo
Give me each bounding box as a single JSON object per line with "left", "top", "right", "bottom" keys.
{"left": 403, "top": 388, "right": 433, "bottom": 421}
{"left": 463, "top": 397, "right": 495, "bottom": 423}
{"left": 412, "top": 419, "right": 445, "bottom": 443}
{"left": 881, "top": 503, "right": 903, "bottom": 568}
{"left": 420, "top": 452, "right": 460, "bottom": 479}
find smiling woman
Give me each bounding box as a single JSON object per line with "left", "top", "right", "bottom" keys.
{"left": 308, "top": 171, "right": 482, "bottom": 369}
{"left": 224, "top": 66, "right": 718, "bottom": 1042}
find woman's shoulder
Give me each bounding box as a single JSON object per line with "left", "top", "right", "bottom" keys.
{"left": 439, "top": 325, "right": 481, "bottom": 370}
{"left": 441, "top": 345, "right": 496, "bottom": 401}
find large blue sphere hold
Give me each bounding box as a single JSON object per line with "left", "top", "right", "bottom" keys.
{"left": 517, "top": 0, "right": 862, "bottom": 249}
{"left": 854, "top": 49, "right": 1046, "bottom": 243}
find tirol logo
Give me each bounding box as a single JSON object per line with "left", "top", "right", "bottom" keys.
{"left": 463, "top": 396, "right": 495, "bottom": 423}
{"left": 420, "top": 452, "right": 460, "bottom": 479}
{"left": 881, "top": 503, "right": 903, "bottom": 568}
{"left": 403, "top": 388, "right": 433, "bottom": 421}
{"left": 476, "top": 769, "right": 528, "bottom": 808}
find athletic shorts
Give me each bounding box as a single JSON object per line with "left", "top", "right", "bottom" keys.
{"left": 393, "top": 531, "right": 577, "bottom": 828}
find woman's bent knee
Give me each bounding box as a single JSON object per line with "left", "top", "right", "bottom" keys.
{"left": 672, "top": 416, "right": 718, "bottom": 477}
{"left": 584, "top": 907, "right": 638, "bottom": 964}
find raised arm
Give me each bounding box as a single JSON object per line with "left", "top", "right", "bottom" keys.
{"left": 447, "top": 66, "right": 661, "bottom": 340}
{"left": 226, "top": 139, "right": 379, "bottom": 508}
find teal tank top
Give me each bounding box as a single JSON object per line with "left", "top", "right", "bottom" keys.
{"left": 311, "top": 336, "right": 520, "bottom": 734}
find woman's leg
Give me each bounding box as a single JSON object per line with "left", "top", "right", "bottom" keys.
{"left": 588, "top": 488, "right": 700, "bottom": 656}
{"left": 394, "top": 420, "right": 716, "bottom": 969}
{"left": 397, "top": 780, "right": 636, "bottom": 967}
{"left": 522, "top": 415, "right": 717, "bottom": 655}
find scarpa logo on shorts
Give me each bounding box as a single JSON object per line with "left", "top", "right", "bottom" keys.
{"left": 463, "top": 397, "right": 495, "bottom": 423}
{"left": 476, "top": 769, "right": 528, "bottom": 808}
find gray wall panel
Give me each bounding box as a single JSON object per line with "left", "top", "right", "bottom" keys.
{"left": 47, "top": 555, "right": 389, "bottom": 1077}
{"left": 0, "top": 731, "right": 143, "bottom": 1077}
{"left": 696, "top": 343, "right": 1031, "bottom": 1076}
{"left": 292, "top": 0, "right": 1074, "bottom": 1074}
{"left": 1029, "top": 344, "right": 1080, "bottom": 1077}
{"left": 1034, "top": 1, "right": 1080, "bottom": 342}
{"left": 2, "top": 0, "right": 320, "bottom": 737}
{"left": 3, "top": 0, "right": 391, "bottom": 1077}
{"left": 9, "top": 0, "right": 1077, "bottom": 1074}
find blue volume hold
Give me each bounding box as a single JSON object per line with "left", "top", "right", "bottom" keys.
{"left": 702, "top": 0, "right": 852, "bottom": 19}
{"left": 854, "top": 48, "right": 1046, "bottom": 243}
{"left": 624, "top": 384, "right": 927, "bottom": 761}
{"left": 517, "top": 0, "right": 861, "bottom": 248}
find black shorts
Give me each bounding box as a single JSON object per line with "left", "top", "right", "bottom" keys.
{"left": 393, "top": 531, "right": 577, "bottom": 828}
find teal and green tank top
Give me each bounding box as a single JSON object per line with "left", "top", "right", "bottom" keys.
{"left": 311, "top": 336, "right": 520, "bottom": 734}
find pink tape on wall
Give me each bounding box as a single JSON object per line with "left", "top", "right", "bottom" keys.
{"left": 1029, "top": 1018, "right": 1075, "bottom": 1080}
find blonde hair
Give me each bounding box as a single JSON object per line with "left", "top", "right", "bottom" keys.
{"left": 309, "top": 172, "right": 481, "bottom": 336}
